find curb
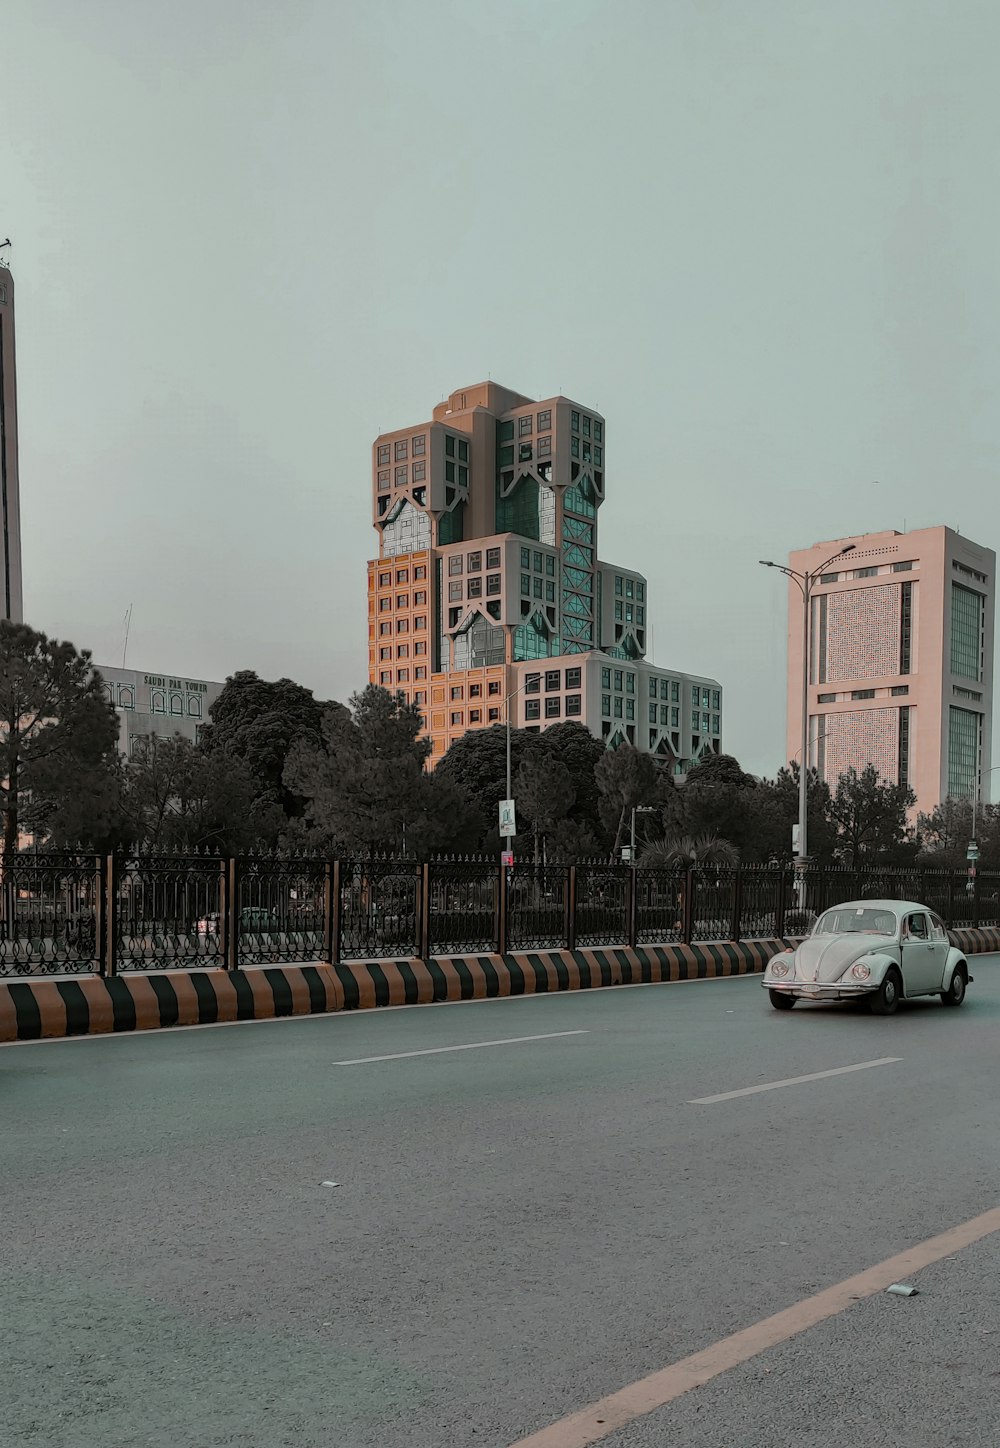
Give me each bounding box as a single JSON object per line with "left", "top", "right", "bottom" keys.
{"left": 0, "top": 931, "right": 995, "bottom": 1043}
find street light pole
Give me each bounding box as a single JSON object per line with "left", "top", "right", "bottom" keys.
{"left": 760, "top": 542, "right": 857, "bottom": 908}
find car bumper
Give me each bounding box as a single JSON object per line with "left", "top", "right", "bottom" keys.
{"left": 763, "top": 979, "right": 875, "bottom": 1000}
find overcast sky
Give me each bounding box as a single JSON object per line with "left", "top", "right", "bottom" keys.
{"left": 4, "top": 0, "right": 998, "bottom": 778}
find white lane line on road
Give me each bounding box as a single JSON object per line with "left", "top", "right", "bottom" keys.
{"left": 688, "top": 1056, "right": 902, "bottom": 1104}
{"left": 332, "top": 1030, "right": 588, "bottom": 1066}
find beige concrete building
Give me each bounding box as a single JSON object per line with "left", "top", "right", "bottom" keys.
{"left": 786, "top": 527, "right": 995, "bottom": 814}
{"left": 0, "top": 258, "right": 24, "bottom": 622}
{"left": 95, "top": 664, "right": 224, "bottom": 757}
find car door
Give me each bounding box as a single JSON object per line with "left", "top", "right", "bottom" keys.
{"left": 900, "top": 911, "right": 942, "bottom": 994}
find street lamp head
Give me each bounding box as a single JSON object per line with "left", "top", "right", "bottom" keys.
{"left": 840, "top": 544, "right": 856, "bottom": 555}
{"left": 758, "top": 560, "right": 777, "bottom": 567}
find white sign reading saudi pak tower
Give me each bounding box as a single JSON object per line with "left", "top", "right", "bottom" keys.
{"left": 499, "top": 799, "right": 517, "bottom": 837}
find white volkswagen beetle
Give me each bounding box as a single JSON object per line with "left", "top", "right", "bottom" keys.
{"left": 763, "top": 900, "right": 971, "bottom": 1015}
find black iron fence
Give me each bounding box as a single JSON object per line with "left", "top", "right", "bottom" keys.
{"left": 0, "top": 852, "right": 996, "bottom": 977}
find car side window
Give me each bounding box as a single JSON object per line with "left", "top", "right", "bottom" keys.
{"left": 906, "top": 913, "right": 928, "bottom": 940}
{"left": 929, "top": 914, "right": 949, "bottom": 943}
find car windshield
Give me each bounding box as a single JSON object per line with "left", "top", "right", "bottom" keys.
{"left": 813, "top": 908, "right": 897, "bottom": 937}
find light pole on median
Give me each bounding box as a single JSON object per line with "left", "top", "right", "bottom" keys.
{"left": 500, "top": 677, "right": 533, "bottom": 855}
{"left": 760, "top": 542, "right": 857, "bottom": 906}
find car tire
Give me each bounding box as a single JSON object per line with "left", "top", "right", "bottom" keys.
{"left": 941, "top": 967, "right": 967, "bottom": 1008}
{"left": 869, "top": 967, "right": 902, "bottom": 1016}
{"left": 769, "top": 990, "right": 796, "bottom": 1011}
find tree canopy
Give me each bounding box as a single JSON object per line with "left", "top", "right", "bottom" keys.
{"left": 0, "top": 625, "right": 120, "bottom": 854}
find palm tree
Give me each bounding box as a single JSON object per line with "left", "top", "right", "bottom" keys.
{"left": 640, "top": 832, "right": 739, "bottom": 869}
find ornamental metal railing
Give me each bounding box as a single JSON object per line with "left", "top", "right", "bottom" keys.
{"left": 0, "top": 851, "right": 996, "bottom": 977}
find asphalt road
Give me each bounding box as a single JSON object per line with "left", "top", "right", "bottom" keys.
{"left": 3, "top": 961, "right": 1000, "bottom": 1448}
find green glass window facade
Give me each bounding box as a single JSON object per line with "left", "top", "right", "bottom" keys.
{"left": 951, "top": 584, "right": 983, "bottom": 681}
{"left": 948, "top": 706, "right": 980, "bottom": 798}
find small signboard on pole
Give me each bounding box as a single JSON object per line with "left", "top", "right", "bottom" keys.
{"left": 501, "top": 850, "right": 515, "bottom": 867}
{"left": 499, "top": 799, "right": 517, "bottom": 838}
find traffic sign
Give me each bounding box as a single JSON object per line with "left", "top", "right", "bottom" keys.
{"left": 501, "top": 850, "right": 514, "bottom": 867}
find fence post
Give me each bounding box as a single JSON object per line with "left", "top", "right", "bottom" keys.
{"left": 972, "top": 869, "right": 980, "bottom": 929}
{"left": 566, "top": 865, "right": 577, "bottom": 952}
{"left": 101, "top": 853, "right": 117, "bottom": 977}
{"left": 224, "top": 857, "right": 240, "bottom": 971}
{"left": 627, "top": 865, "right": 637, "bottom": 949}
{"left": 681, "top": 869, "right": 695, "bottom": 946}
{"left": 775, "top": 868, "right": 787, "bottom": 940}
{"left": 729, "top": 869, "right": 743, "bottom": 943}
{"left": 322, "top": 861, "right": 339, "bottom": 965}
{"left": 497, "top": 863, "right": 508, "bottom": 957}
{"left": 947, "top": 872, "right": 956, "bottom": 929}
{"left": 419, "top": 862, "right": 431, "bottom": 961}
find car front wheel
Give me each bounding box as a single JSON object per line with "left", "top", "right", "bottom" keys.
{"left": 870, "top": 967, "right": 902, "bottom": 1016}
{"left": 941, "top": 968, "right": 967, "bottom": 1008}
{"left": 769, "top": 990, "right": 796, "bottom": 1011}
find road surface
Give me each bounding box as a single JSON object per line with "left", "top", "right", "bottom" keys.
{"left": 3, "top": 961, "right": 1000, "bottom": 1447}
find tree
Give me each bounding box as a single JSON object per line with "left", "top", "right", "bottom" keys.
{"left": 0, "top": 624, "right": 119, "bottom": 855}
{"left": 121, "top": 735, "right": 281, "bottom": 852}
{"left": 534, "top": 722, "right": 608, "bottom": 845}
{"left": 917, "top": 797, "right": 998, "bottom": 868}
{"left": 200, "top": 671, "right": 339, "bottom": 818}
{"left": 434, "top": 724, "right": 535, "bottom": 850}
{"left": 683, "top": 753, "right": 757, "bottom": 790}
{"left": 514, "top": 754, "right": 575, "bottom": 863}
{"left": 594, "top": 743, "right": 658, "bottom": 856}
{"left": 284, "top": 686, "right": 477, "bottom": 857}
{"left": 829, "top": 764, "right": 917, "bottom": 865}
{"left": 758, "top": 762, "right": 838, "bottom": 864}
{"left": 640, "top": 833, "right": 739, "bottom": 868}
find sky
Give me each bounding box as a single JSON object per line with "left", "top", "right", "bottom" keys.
{"left": 3, "top": 0, "right": 999, "bottom": 779}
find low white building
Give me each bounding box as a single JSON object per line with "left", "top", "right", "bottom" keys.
{"left": 94, "top": 665, "right": 224, "bottom": 757}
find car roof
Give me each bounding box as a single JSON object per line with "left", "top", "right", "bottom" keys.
{"left": 825, "top": 900, "right": 930, "bottom": 914}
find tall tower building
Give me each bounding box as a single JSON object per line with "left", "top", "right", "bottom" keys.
{"left": 368, "top": 381, "right": 722, "bottom": 768}
{"left": 0, "top": 258, "right": 24, "bottom": 623}
{"left": 786, "top": 527, "right": 995, "bottom": 814}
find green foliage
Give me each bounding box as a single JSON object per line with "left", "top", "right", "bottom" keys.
{"left": 514, "top": 754, "right": 575, "bottom": 863}
{"left": 594, "top": 743, "right": 658, "bottom": 854}
{"left": 829, "top": 763, "right": 917, "bottom": 865}
{"left": 640, "top": 833, "right": 739, "bottom": 868}
{"left": 200, "top": 670, "right": 339, "bottom": 818}
{"left": 121, "top": 735, "right": 281, "bottom": 852}
{"left": 918, "top": 796, "right": 997, "bottom": 868}
{"left": 285, "top": 685, "right": 477, "bottom": 858}
{"left": 0, "top": 624, "right": 120, "bottom": 853}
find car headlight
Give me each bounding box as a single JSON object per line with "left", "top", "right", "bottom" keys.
{"left": 850, "top": 962, "right": 872, "bottom": 981}
{"left": 770, "top": 959, "right": 791, "bottom": 978}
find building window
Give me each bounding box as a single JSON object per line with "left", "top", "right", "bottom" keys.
{"left": 594, "top": 420, "right": 603, "bottom": 442}
{"left": 380, "top": 671, "right": 392, "bottom": 685}
{"left": 891, "top": 685, "right": 910, "bottom": 696}
{"left": 545, "top": 581, "right": 555, "bottom": 602}
{"left": 545, "top": 670, "right": 560, "bottom": 691}
{"left": 948, "top": 706, "right": 980, "bottom": 797}
{"left": 521, "top": 574, "right": 531, "bottom": 597}
{"left": 522, "top": 674, "right": 539, "bottom": 696}
{"left": 671, "top": 682, "right": 680, "bottom": 702}
{"left": 395, "top": 440, "right": 408, "bottom": 461}
{"left": 602, "top": 694, "right": 611, "bottom": 717}
{"left": 415, "top": 668, "right": 427, "bottom": 680}
{"left": 671, "top": 706, "right": 679, "bottom": 726}
{"left": 626, "top": 674, "right": 635, "bottom": 695}
{"left": 379, "top": 597, "right": 391, "bottom": 612}
{"left": 448, "top": 554, "right": 463, "bottom": 576}
{"left": 533, "top": 577, "right": 543, "bottom": 598}
{"left": 396, "top": 594, "right": 408, "bottom": 608}
{"left": 412, "top": 434, "right": 426, "bottom": 456}
{"left": 649, "top": 703, "right": 658, "bottom": 723}
{"left": 414, "top": 565, "right": 427, "bottom": 580}
{"left": 499, "top": 420, "right": 514, "bottom": 442}
{"left": 520, "top": 547, "right": 530, "bottom": 568}
{"left": 468, "top": 577, "right": 482, "bottom": 598}
{"left": 614, "top": 698, "right": 623, "bottom": 718}
{"left": 377, "top": 470, "right": 390, "bottom": 491}
{"left": 544, "top": 696, "right": 561, "bottom": 719}
{"left": 615, "top": 601, "right": 623, "bottom": 622}
{"left": 450, "top": 686, "right": 463, "bottom": 700}
{"left": 571, "top": 436, "right": 580, "bottom": 458}
{"left": 488, "top": 681, "right": 501, "bottom": 697}
{"left": 692, "top": 710, "right": 700, "bottom": 730}
{"left": 117, "top": 686, "right": 135, "bottom": 710}
{"left": 445, "top": 461, "right": 456, "bottom": 482}
{"left": 525, "top": 698, "right": 541, "bottom": 721}
{"left": 712, "top": 690, "right": 720, "bottom": 709}
{"left": 486, "top": 574, "right": 501, "bottom": 595}
{"left": 450, "top": 711, "right": 463, "bottom": 726}
{"left": 414, "top": 641, "right": 426, "bottom": 656}
{"left": 414, "top": 590, "right": 426, "bottom": 605}
{"left": 380, "top": 647, "right": 391, "bottom": 661}
{"left": 818, "top": 692, "right": 837, "bottom": 703}
{"left": 951, "top": 582, "right": 983, "bottom": 681}
{"left": 486, "top": 547, "right": 501, "bottom": 569}
{"left": 660, "top": 680, "right": 669, "bottom": 700}
{"left": 445, "top": 435, "right": 455, "bottom": 457}
{"left": 395, "top": 465, "right": 408, "bottom": 486}
{"left": 377, "top": 444, "right": 391, "bottom": 466}
{"left": 379, "top": 571, "right": 391, "bottom": 587}
{"left": 397, "top": 669, "right": 409, "bottom": 684}
{"left": 412, "top": 460, "right": 426, "bottom": 482}
{"left": 566, "top": 667, "right": 581, "bottom": 688}
{"left": 571, "top": 410, "right": 580, "bottom": 432}
{"left": 379, "top": 622, "right": 391, "bottom": 637}
{"left": 660, "top": 705, "right": 669, "bottom": 725}
{"left": 467, "top": 551, "right": 481, "bottom": 572}
{"left": 851, "top": 689, "right": 875, "bottom": 700}
{"left": 488, "top": 707, "right": 500, "bottom": 721}
{"left": 469, "top": 708, "right": 482, "bottom": 723}
{"left": 566, "top": 695, "right": 581, "bottom": 717}
{"left": 169, "top": 694, "right": 183, "bottom": 715}
{"left": 537, "top": 409, "right": 551, "bottom": 431}
{"left": 615, "top": 577, "right": 623, "bottom": 596}
{"left": 187, "top": 696, "right": 202, "bottom": 718}
{"left": 458, "top": 439, "right": 469, "bottom": 462}
{"left": 892, "top": 560, "right": 912, "bottom": 572}
{"left": 519, "top": 414, "right": 532, "bottom": 436}
{"left": 397, "top": 645, "right": 409, "bottom": 659}
{"left": 545, "top": 555, "right": 555, "bottom": 577}
{"left": 712, "top": 715, "right": 720, "bottom": 734}
{"left": 415, "top": 689, "right": 427, "bottom": 703}
{"left": 602, "top": 667, "right": 611, "bottom": 688}
{"left": 396, "top": 618, "right": 409, "bottom": 633}
{"left": 820, "top": 572, "right": 839, "bottom": 584}
{"left": 855, "top": 566, "right": 878, "bottom": 578}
